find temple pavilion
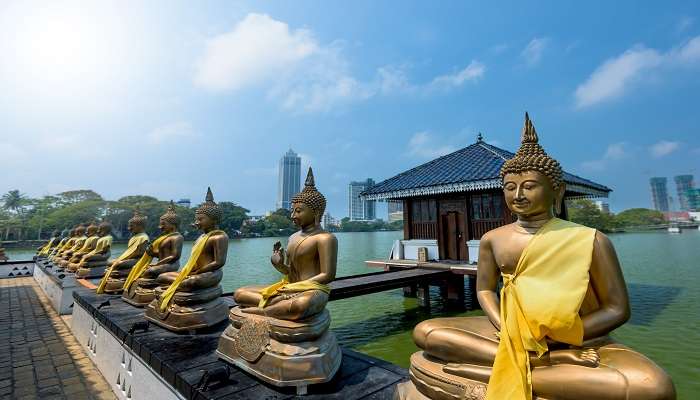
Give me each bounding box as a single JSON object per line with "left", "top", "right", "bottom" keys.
{"left": 362, "top": 134, "right": 611, "bottom": 264}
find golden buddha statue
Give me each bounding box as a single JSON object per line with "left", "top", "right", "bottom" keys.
{"left": 46, "top": 228, "right": 74, "bottom": 262}
{"left": 35, "top": 230, "right": 61, "bottom": 259}
{"left": 65, "top": 223, "right": 101, "bottom": 272}
{"left": 0, "top": 246, "right": 7, "bottom": 262}
{"left": 145, "top": 188, "right": 229, "bottom": 332}
{"left": 121, "top": 202, "right": 184, "bottom": 305}
{"left": 396, "top": 114, "right": 675, "bottom": 400}
{"left": 75, "top": 222, "right": 114, "bottom": 278}
{"left": 54, "top": 224, "right": 88, "bottom": 269}
{"left": 95, "top": 209, "right": 149, "bottom": 293}
{"left": 217, "top": 168, "right": 340, "bottom": 394}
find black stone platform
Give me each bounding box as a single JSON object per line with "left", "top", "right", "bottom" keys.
{"left": 73, "top": 288, "right": 408, "bottom": 399}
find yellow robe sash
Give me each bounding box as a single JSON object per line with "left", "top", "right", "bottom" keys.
{"left": 49, "top": 238, "right": 68, "bottom": 256}
{"left": 38, "top": 237, "right": 57, "bottom": 255}
{"left": 50, "top": 237, "right": 75, "bottom": 260}
{"left": 258, "top": 277, "right": 331, "bottom": 308}
{"left": 95, "top": 233, "right": 148, "bottom": 294}
{"left": 158, "top": 230, "right": 224, "bottom": 312}
{"left": 121, "top": 232, "right": 176, "bottom": 293}
{"left": 75, "top": 236, "right": 99, "bottom": 256}
{"left": 67, "top": 236, "right": 88, "bottom": 254}
{"left": 486, "top": 218, "right": 595, "bottom": 400}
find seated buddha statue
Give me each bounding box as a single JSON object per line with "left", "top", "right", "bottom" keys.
{"left": 0, "top": 246, "right": 7, "bottom": 262}
{"left": 65, "top": 223, "right": 101, "bottom": 272}
{"left": 217, "top": 168, "right": 341, "bottom": 393}
{"left": 121, "top": 202, "right": 184, "bottom": 304}
{"left": 94, "top": 209, "right": 149, "bottom": 293}
{"left": 145, "top": 188, "right": 229, "bottom": 332}
{"left": 75, "top": 222, "right": 114, "bottom": 278}
{"left": 35, "top": 230, "right": 61, "bottom": 259}
{"left": 45, "top": 228, "right": 75, "bottom": 266}
{"left": 54, "top": 224, "right": 88, "bottom": 270}
{"left": 396, "top": 114, "right": 675, "bottom": 400}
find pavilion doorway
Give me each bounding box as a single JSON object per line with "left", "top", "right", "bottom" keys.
{"left": 438, "top": 198, "right": 468, "bottom": 261}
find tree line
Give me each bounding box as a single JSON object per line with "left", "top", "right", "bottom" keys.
{"left": 0, "top": 189, "right": 249, "bottom": 241}
{"left": 567, "top": 199, "right": 667, "bottom": 232}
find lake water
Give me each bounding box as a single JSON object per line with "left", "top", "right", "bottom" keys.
{"left": 8, "top": 230, "right": 700, "bottom": 398}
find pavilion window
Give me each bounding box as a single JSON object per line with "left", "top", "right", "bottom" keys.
{"left": 469, "top": 193, "right": 506, "bottom": 239}
{"left": 410, "top": 199, "right": 437, "bottom": 239}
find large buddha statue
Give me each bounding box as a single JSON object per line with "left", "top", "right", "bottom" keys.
{"left": 94, "top": 209, "right": 149, "bottom": 293}
{"left": 217, "top": 168, "right": 340, "bottom": 394}
{"left": 121, "top": 202, "right": 184, "bottom": 305}
{"left": 75, "top": 221, "right": 114, "bottom": 278}
{"left": 65, "top": 223, "right": 102, "bottom": 272}
{"left": 396, "top": 114, "right": 675, "bottom": 400}
{"left": 145, "top": 188, "right": 229, "bottom": 332}
{"left": 54, "top": 224, "right": 88, "bottom": 269}
{"left": 35, "top": 230, "right": 61, "bottom": 259}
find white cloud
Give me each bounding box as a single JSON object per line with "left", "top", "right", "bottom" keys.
{"left": 147, "top": 121, "right": 196, "bottom": 144}
{"left": 575, "top": 36, "right": 700, "bottom": 109}
{"left": 650, "top": 140, "right": 681, "bottom": 158}
{"left": 581, "top": 142, "right": 628, "bottom": 171}
{"left": 406, "top": 131, "right": 457, "bottom": 159}
{"left": 430, "top": 61, "right": 485, "bottom": 88}
{"left": 194, "top": 13, "right": 485, "bottom": 113}
{"left": 194, "top": 13, "right": 317, "bottom": 92}
{"left": 521, "top": 37, "right": 549, "bottom": 67}
{"left": 0, "top": 142, "right": 27, "bottom": 162}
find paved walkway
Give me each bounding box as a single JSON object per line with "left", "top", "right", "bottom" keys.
{"left": 0, "top": 278, "right": 116, "bottom": 400}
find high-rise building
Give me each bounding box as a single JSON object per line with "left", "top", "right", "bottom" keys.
{"left": 674, "top": 175, "right": 695, "bottom": 211}
{"left": 594, "top": 200, "right": 610, "bottom": 214}
{"left": 348, "top": 179, "right": 376, "bottom": 221}
{"left": 276, "top": 149, "right": 301, "bottom": 210}
{"left": 687, "top": 188, "right": 700, "bottom": 211}
{"left": 650, "top": 177, "right": 670, "bottom": 211}
{"left": 175, "top": 198, "right": 191, "bottom": 208}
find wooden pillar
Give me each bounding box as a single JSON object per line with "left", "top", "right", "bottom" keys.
{"left": 467, "top": 275, "right": 478, "bottom": 310}
{"left": 416, "top": 281, "right": 430, "bottom": 308}
{"left": 403, "top": 283, "right": 417, "bottom": 298}
{"left": 403, "top": 200, "right": 411, "bottom": 240}
{"left": 445, "top": 275, "right": 465, "bottom": 310}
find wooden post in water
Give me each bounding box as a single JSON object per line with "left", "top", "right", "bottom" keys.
{"left": 467, "top": 275, "right": 478, "bottom": 310}
{"left": 416, "top": 281, "right": 430, "bottom": 308}
{"left": 403, "top": 283, "right": 417, "bottom": 298}
{"left": 445, "top": 275, "right": 465, "bottom": 309}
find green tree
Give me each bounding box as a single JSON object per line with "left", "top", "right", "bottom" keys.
{"left": 43, "top": 199, "right": 106, "bottom": 231}
{"left": 614, "top": 208, "right": 665, "bottom": 228}
{"left": 56, "top": 190, "right": 103, "bottom": 205}
{"left": 219, "top": 202, "right": 250, "bottom": 236}
{"left": 567, "top": 199, "right": 616, "bottom": 232}
{"left": 1, "top": 190, "right": 29, "bottom": 239}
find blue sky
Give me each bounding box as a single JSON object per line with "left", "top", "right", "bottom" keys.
{"left": 1, "top": 0, "right": 699, "bottom": 216}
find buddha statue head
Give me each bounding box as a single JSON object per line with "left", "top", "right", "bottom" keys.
{"left": 500, "top": 113, "right": 566, "bottom": 217}
{"left": 291, "top": 167, "right": 326, "bottom": 228}
{"left": 98, "top": 221, "right": 113, "bottom": 236}
{"left": 160, "top": 201, "right": 181, "bottom": 233}
{"left": 51, "top": 230, "right": 60, "bottom": 238}
{"left": 194, "top": 187, "right": 222, "bottom": 232}
{"left": 86, "top": 222, "right": 99, "bottom": 236}
{"left": 75, "top": 224, "right": 86, "bottom": 237}
{"left": 128, "top": 207, "right": 147, "bottom": 234}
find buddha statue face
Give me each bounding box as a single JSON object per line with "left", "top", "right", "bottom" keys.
{"left": 75, "top": 226, "right": 86, "bottom": 236}
{"left": 291, "top": 202, "right": 318, "bottom": 228}
{"left": 87, "top": 225, "right": 99, "bottom": 236}
{"left": 194, "top": 213, "right": 216, "bottom": 232}
{"left": 159, "top": 202, "right": 180, "bottom": 233}
{"left": 159, "top": 217, "right": 176, "bottom": 233}
{"left": 98, "top": 222, "right": 112, "bottom": 236}
{"left": 503, "top": 170, "right": 564, "bottom": 218}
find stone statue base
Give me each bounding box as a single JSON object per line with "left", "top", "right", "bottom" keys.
{"left": 216, "top": 307, "right": 341, "bottom": 394}
{"left": 122, "top": 278, "right": 159, "bottom": 307}
{"left": 144, "top": 285, "right": 228, "bottom": 333}
{"left": 395, "top": 352, "right": 553, "bottom": 400}
{"left": 75, "top": 264, "right": 109, "bottom": 279}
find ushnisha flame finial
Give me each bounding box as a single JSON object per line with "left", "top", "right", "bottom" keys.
{"left": 161, "top": 201, "right": 181, "bottom": 226}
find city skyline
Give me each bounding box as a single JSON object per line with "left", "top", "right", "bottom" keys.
{"left": 276, "top": 149, "right": 301, "bottom": 210}
{"left": 348, "top": 179, "right": 376, "bottom": 221}
{"left": 1, "top": 2, "right": 699, "bottom": 217}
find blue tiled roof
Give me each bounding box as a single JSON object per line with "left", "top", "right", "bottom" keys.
{"left": 363, "top": 141, "right": 611, "bottom": 199}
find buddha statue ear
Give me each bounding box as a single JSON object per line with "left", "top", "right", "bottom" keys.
{"left": 554, "top": 183, "right": 566, "bottom": 216}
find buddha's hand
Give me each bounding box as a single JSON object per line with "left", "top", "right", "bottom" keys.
{"left": 549, "top": 348, "right": 600, "bottom": 368}
{"left": 271, "top": 241, "right": 285, "bottom": 267}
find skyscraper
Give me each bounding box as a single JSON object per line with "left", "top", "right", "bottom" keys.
{"left": 388, "top": 201, "right": 404, "bottom": 222}
{"left": 674, "top": 175, "right": 695, "bottom": 211}
{"left": 650, "top": 177, "right": 670, "bottom": 212}
{"left": 348, "top": 178, "right": 376, "bottom": 220}
{"left": 276, "top": 149, "right": 301, "bottom": 210}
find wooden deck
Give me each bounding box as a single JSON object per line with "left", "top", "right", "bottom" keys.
{"left": 365, "top": 259, "right": 477, "bottom": 275}
{"left": 328, "top": 268, "right": 453, "bottom": 300}
{"left": 73, "top": 288, "right": 407, "bottom": 399}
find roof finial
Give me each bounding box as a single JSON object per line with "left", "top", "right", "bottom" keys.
{"left": 477, "top": 132, "right": 484, "bottom": 143}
